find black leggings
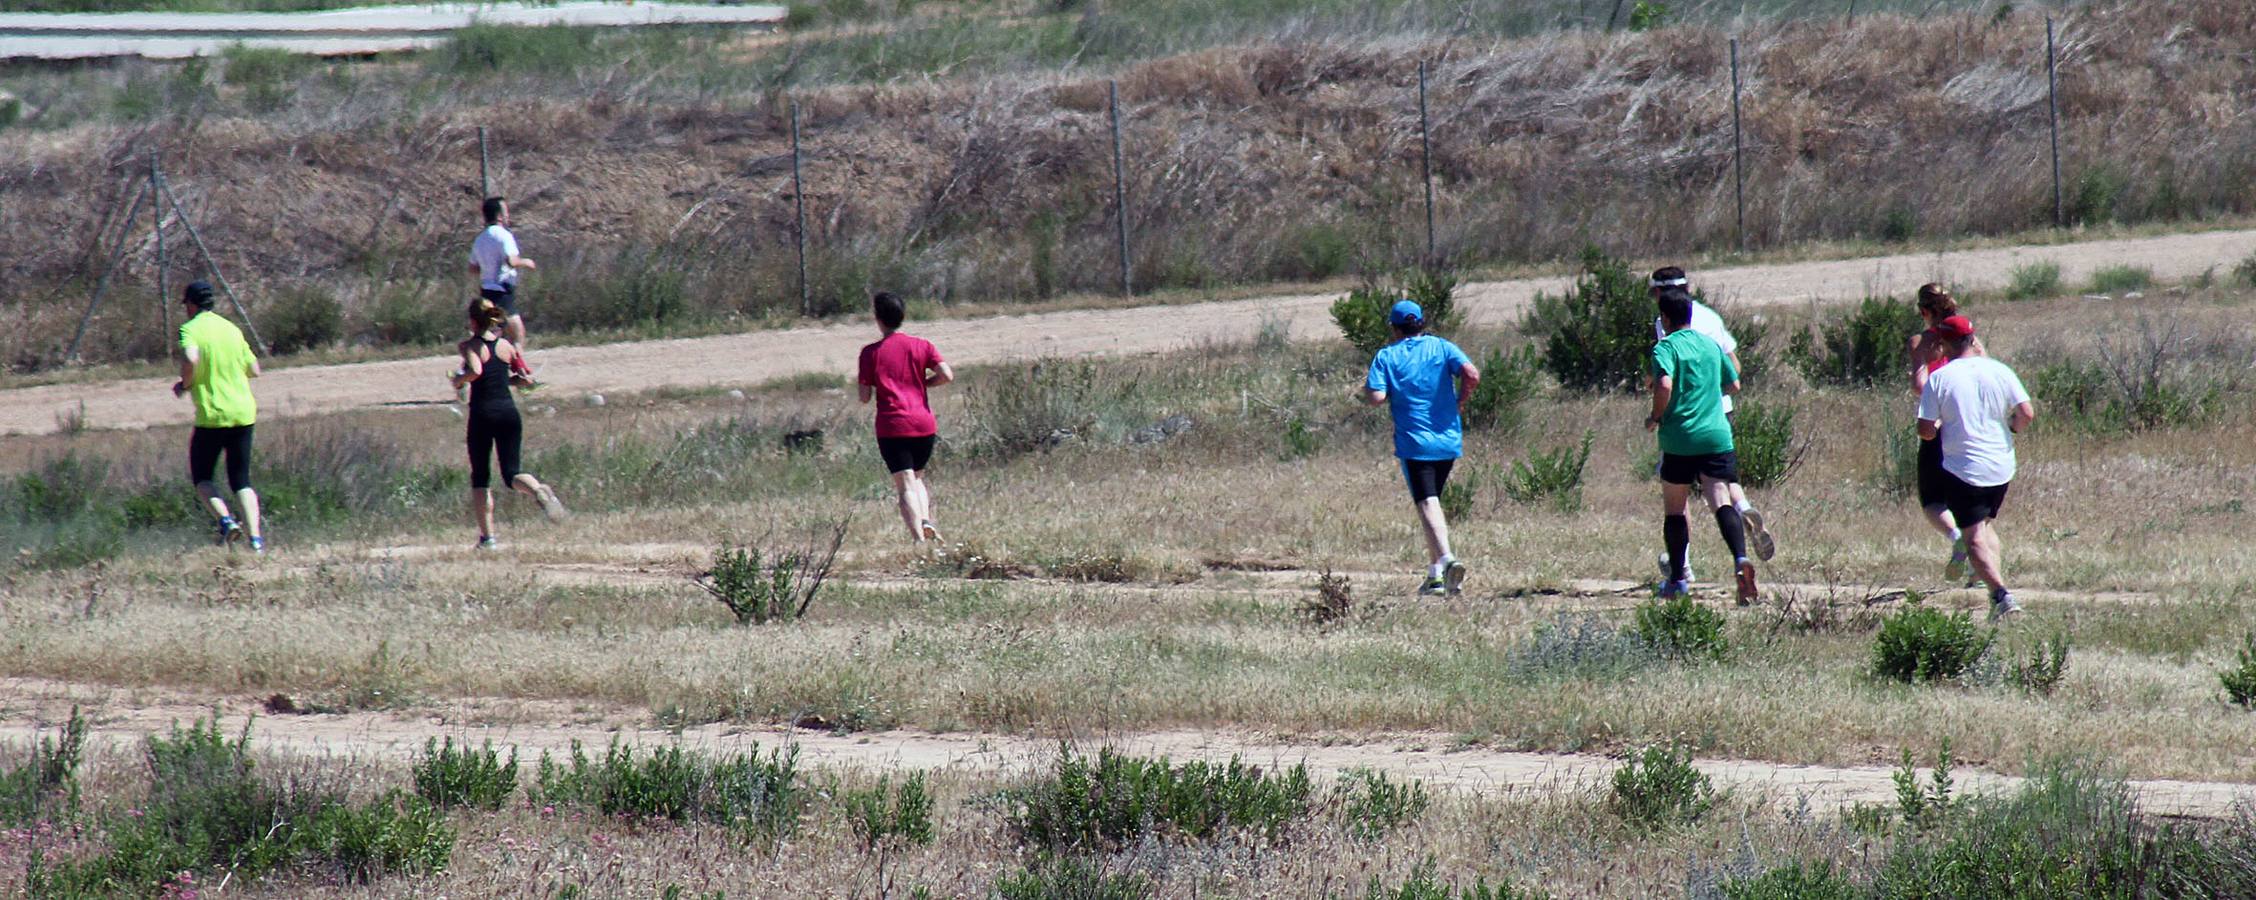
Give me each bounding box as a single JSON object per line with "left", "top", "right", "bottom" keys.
{"left": 188, "top": 425, "right": 254, "bottom": 493}
{"left": 467, "top": 409, "right": 523, "bottom": 490}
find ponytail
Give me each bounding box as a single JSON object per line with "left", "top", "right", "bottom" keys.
{"left": 1916, "top": 283, "right": 1958, "bottom": 318}
{"left": 467, "top": 297, "right": 508, "bottom": 334}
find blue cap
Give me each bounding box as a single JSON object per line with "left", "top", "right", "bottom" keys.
{"left": 1389, "top": 300, "right": 1424, "bottom": 326}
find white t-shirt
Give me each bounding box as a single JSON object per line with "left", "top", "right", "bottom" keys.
{"left": 1916, "top": 356, "right": 2031, "bottom": 487}
{"left": 1655, "top": 301, "right": 1739, "bottom": 414}
{"left": 470, "top": 224, "right": 519, "bottom": 291}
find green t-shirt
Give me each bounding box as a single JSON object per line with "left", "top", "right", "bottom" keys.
{"left": 1650, "top": 329, "right": 1737, "bottom": 456}
{"left": 179, "top": 311, "right": 257, "bottom": 428}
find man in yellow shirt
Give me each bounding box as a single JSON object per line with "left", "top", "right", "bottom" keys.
{"left": 172, "top": 282, "right": 265, "bottom": 552}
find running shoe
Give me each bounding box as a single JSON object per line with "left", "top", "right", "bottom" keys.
{"left": 248, "top": 535, "right": 265, "bottom": 555}
{"left": 1656, "top": 553, "right": 1694, "bottom": 585}
{"left": 1443, "top": 558, "right": 1468, "bottom": 596}
{"left": 533, "top": 483, "right": 570, "bottom": 521}
{"left": 476, "top": 535, "right": 499, "bottom": 551}
{"left": 1657, "top": 578, "right": 1689, "bottom": 599}
{"left": 1944, "top": 538, "right": 1970, "bottom": 584}
{"left": 215, "top": 516, "right": 242, "bottom": 547}
{"left": 1744, "top": 508, "right": 1776, "bottom": 562}
{"left": 1419, "top": 575, "right": 1450, "bottom": 597}
{"left": 1988, "top": 591, "right": 2022, "bottom": 622}
{"left": 1734, "top": 559, "right": 1759, "bottom": 607}
{"left": 920, "top": 520, "right": 942, "bottom": 543}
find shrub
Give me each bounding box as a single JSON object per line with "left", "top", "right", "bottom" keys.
{"left": 531, "top": 738, "right": 805, "bottom": 841}
{"left": 1334, "top": 768, "right": 1429, "bottom": 841}
{"left": 1732, "top": 400, "right": 1806, "bottom": 489}
{"left": 844, "top": 771, "right": 936, "bottom": 851}
{"left": 2087, "top": 264, "right": 2152, "bottom": 294}
{"left": 1608, "top": 742, "right": 1713, "bottom": 830}
{"left": 2234, "top": 252, "right": 2256, "bottom": 288}
{"left": 1890, "top": 742, "right": 1960, "bottom": 831}
{"left": 1872, "top": 598, "right": 1995, "bottom": 683}
{"left": 1520, "top": 247, "right": 1650, "bottom": 391}
{"left": 259, "top": 284, "right": 344, "bottom": 355}
{"left": 966, "top": 359, "right": 1132, "bottom": 458}
{"left": 1874, "top": 414, "right": 1921, "bottom": 498}
{"left": 1507, "top": 613, "right": 1657, "bottom": 679}
{"left": 2027, "top": 318, "right": 2228, "bottom": 433}
{"left": 0, "top": 707, "right": 85, "bottom": 825}
{"left": 1300, "top": 569, "right": 1360, "bottom": 628}
{"left": 1279, "top": 413, "right": 1323, "bottom": 461}
{"left": 1007, "top": 746, "right": 1313, "bottom": 851}
{"left": 220, "top": 44, "right": 307, "bottom": 111}
{"left": 697, "top": 520, "right": 847, "bottom": 625}
{"left": 2004, "top": 632, "right": 2071, "bottom": 697}
{"left": 1721, "top": 861, "right": 1861, "bottom": 900}
{"left": 1332, "top": 269, "right": 1462, "bottom": 354}
{"left": 412, "top": 737, "right": 518, "bottom": 811}
{"left": 994, "top": 856, "right": 1152, "bottom": 900}
{"left": 1463, "top": 345, "right": 1544, "bottom": 434}
{"left": 363, "top": 282, "right": 454, "bottom": 347}
{"left": 2003, "top": 261, "right": 2062, "bottom": 301}
{"left": 1788, "top": 295, "right": 1919, "bottom": 386}
{"left": 1439, "top": 473, "right": 1477, "bottom": 521}
{"left": 432, "top": 23, "right": 598, "bottom": 74}
{"left": 1502, "top": 430, "right": 1592, "bottom": 513}
{"left": 2222, "top": 632, "right": 2256, "bottom": 709}
{"left": 1364, "top": 859, "right": 1551, "bottom": 900}
{"left": 1631, "top": 594, "right": 1729, "bottom": 662}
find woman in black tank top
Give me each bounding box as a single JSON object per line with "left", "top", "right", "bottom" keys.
{"left": 452, "top": 298, "right": 568, "bottom": 550}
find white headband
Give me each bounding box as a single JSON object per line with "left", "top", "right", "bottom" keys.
{"left": 1649, "top": 277, "right": 1689, "bottom": 288}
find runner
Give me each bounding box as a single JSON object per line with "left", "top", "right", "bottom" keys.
{"left": 1906, "top": 283, "right": 1989, "bottom": 582}
{"left": 1648, "top": 267, "right": 1776, "bottom": 580}
{"left": 858, "top": 292, "right": 953, "bottom": 544}
{"left": 1915, "top": 316, "right": 2034, "bottom": 620}
{"left": 1359, "top": 299, "right": 1482, "bottom": 596}
{"left": 451, "top": 298, "right": 567, "bottom": 550}
{"left": 1647, "top": 290, "right": 1757, "bottom": 604}
{"left": 469, "top": 197, "right": 537, "bottom": 380}
{"left": 171, "top": 281, "right": 265, "bottom": 553}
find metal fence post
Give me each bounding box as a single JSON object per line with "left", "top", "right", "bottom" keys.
{"left": 2047, "top": 17, "right": 2063, "bottom": 227}
{"left": 160, "top": 178, "right": 268, "bottom": 356}
{"left": 153, "top": 153, "right": 170, "bottom": 344}
{"left": 1418, "top": 61, "right": 1436, "bottom": 268}
{"left": 478, "top": 125, "right": 491, "bottom": 199}
{"left": 1730, "top": 37, "right": 1747, "bottom": 253}
{"left": 790, "top": 100, "right": 810, "bottom": 316}
{"left": 1109, "top": 80, "right": 1131, "bottom": 296}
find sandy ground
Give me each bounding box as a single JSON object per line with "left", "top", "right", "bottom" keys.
{"left": 4, "top": 228, "right": 2250, "bottom": 438}
{"left": 1, "top": 676, "right": 2248, "bottom": 820}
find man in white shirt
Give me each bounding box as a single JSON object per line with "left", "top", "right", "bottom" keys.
{"left": 1916, "top": 316, "right": 2036, "bottom": 620}
{"left": 469, "top": 197, "right": 537, "bottom": 375}
{"left": 1648, "top": 267, "right": 1776, "bottom": 578}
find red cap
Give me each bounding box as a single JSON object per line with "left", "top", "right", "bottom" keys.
{"left": 1934, "top": 315, "right": 1976, "bottom": 340}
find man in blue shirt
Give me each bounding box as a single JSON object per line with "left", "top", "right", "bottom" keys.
{"left": 1359, "top": 300, "right": 1483, "bottom": 595}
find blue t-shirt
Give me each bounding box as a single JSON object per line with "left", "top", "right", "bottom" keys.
{"left": 1366, "top": 334, "right": 1472, "bottom": 460}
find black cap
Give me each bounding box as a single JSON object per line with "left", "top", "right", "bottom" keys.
{"left": 184, "top": 281, "right": 215, "bottom": 310}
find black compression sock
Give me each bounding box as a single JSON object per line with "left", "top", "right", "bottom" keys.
{"left": 1714, "top": 505, "right": 1749, "bottom": 563}
{"left": 1665, "top": 515, "right": 1689, "bottom": 581}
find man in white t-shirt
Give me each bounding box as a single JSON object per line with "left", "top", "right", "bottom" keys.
{"left": 1916, "top": 316, "right": 2036, "bottom": 620}
{"left": 1648, "top": 267, "right": 1776, "bottom": 578}
{"left": 469, "top": 197, "right": 537, "bottom": 376}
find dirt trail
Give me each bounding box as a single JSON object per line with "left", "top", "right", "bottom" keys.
{"left": 2, "top": 677, "right": 2248, "bottom": 819}
{"left": 4, "top": 229, "right": 2249, "bottom": 438}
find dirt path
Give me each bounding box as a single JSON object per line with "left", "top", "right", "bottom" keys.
{"left": 3, "top": 228, "right": 2250, "bottom": 438}
{"left": 2, "top": 677, "right": 2247, "bottom": 819}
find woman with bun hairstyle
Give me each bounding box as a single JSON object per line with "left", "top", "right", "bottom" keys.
{"left": 452, "top": 297, "right": 567, "bottom": 550}
{"left": 1906, "top": 283, "right": 1987, "bottom": 582}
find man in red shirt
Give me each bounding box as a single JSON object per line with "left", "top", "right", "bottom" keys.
{"left": 859, "top": 292, "right": 954, "bottom": 543}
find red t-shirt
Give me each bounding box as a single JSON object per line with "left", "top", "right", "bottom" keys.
{"left": 858, "top": 333, "right": 943, "bottom": 439}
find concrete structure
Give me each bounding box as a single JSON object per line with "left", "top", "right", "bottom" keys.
{"left": 0, "top": 2, "right": 787, "bottom": 60}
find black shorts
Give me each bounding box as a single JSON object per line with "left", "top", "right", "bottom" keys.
{"left": 188, "top": 425, "right": 255, "bottom": 492}
{"left": 1659, "top": 451, "right": 1738, "bottom": 486}
{"left": 481, "top": 285, "right": 518, "bottom": 316}
{"left": 1940, "top": 470, "right": 2010, "bottom": 528}
{"left": 467, "top": 407, "right": 523, "bottom": 490}
{"left": 1401, "top": 458, "right": 1455, "bottom": 502}
{"left": 1916, "top": 438, "right": 1951, "bottom": 508}
{"left": 877, "top": 435, "right": 936, "bottom": 474}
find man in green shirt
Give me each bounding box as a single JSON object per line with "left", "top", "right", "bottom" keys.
{"left": 171, "top": 282, "right": 265, "bottom": 552}
{"left": 1646, "top": 291, "right": 1753, "bottom": 603}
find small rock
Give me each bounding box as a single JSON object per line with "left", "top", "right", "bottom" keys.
{"left": 263, "top": 693, "right": 302, "bottom": 715}
{"left": 727, "top": 389, "right": 746, "bottom": 401}
{"left": 587, "top": 393, "right": 606, "bottom": 407}
{"left": 2123, "top": 291, "right": 2145, "bottom": 301}
{"left": 2082, "top": 294, "right": 2112, "bottom": 302}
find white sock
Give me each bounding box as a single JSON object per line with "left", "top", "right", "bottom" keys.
{"left": 1948, "top": 527, "right": 1963, "bottom": 544}
{"left": 1430, "top": 559, "right": 1449, "bottom": 580}
{"left": 1736, "top": 500, "right": 1754, "bottom": 514}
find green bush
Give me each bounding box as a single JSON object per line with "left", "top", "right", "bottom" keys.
{"left": 1608, "top": 742, "right": 1713, "bottom": 830}
{"left": 843, "top": 771, "right": 936, "bottom": 851}
{"left": 412, "top": 737, "right": 518, "bottom": 811}
{"left": 259, "top": 284, "right": 344, "bottom": 355}
{"left": 531, "top": 738, "right": 805, "bottom": 841}
{"left": 2087, "top": 264, "right": 2152, "bottom": 294}
{"left": 1872, "top": 598, "right": 1995, "bottom": 684}
{"left": 2003, "top": 261, "right": 2062, "bottom": 301}
{"left": 363, "top": 282, "right": 455, "bottom": 348}
{"left": 1889, "top": 742, "right": 1960, "bottom": 831}
{"left": 1732, "top": 400, "right": 1802, "bottom": 489}
{"left": 2004, "top": 632, "right": 2071, "bottom": 697}
{"left": 1332, "top": 269, "right": 1462, "bottom": 354}
{"left": 1873, "top": 414, "right": 1921, "bottom": 498}
{"left": 1364, "top": 859, "right": 1551, "bottom": 900}
{"left": 1007, "top": 746, "right": 1313, "bottom": 851}
{"left": 0, "top": 707, "right": 85, "bottom": 825}
{"left": 994, "top": 856, "right": 1153, "bottom": 900}
{"left": 1502, "top": 430, "right": 1592, "bottom": 513}
{"left": 1631, "top": 593, "right": 1729, "bottom": 662}
{"left": 1721, "top": 862, "right": 1861, "bottom": 900}
{"left": 2234, "top": 252, "right": 2256, "bottom": 288}
{"left": 1279, "top": 414, "right": 1323, "bottom": 461}
{"left": 220, "top": 44, "right": 307, "bottom": 111}
{"left": 1787, "top": 295, "right": 1919, "bottom": 386}
{"left": 432, "top": 23, "right": 599, "bottom": 74}
{"left": 1463, "top": 345, "right": 1544, "bottom": 434}
{"left": 1507, "top": 613, "right": 1658, "bottom": 679}
{"left": 966, "top": 359, "right": 1135, "bottom": 458}
{"left": 2222, "top": 632, "right": 2256, "bottom": 709}
{"left": 1439, "top": 473, "right": 1478, "bottom": 521}
{"left": 697, "top": 523, "right": 846, "bottom": 625}
{"left": 1520, "top": 247, "right": 1651, "bottom": 391}
{"left": 1334, "top": 768, "right": 1429, "bottom": 841}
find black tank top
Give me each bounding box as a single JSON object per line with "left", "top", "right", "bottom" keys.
{"left": 468, "top": 337, "right": 516, "bottom": 415}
